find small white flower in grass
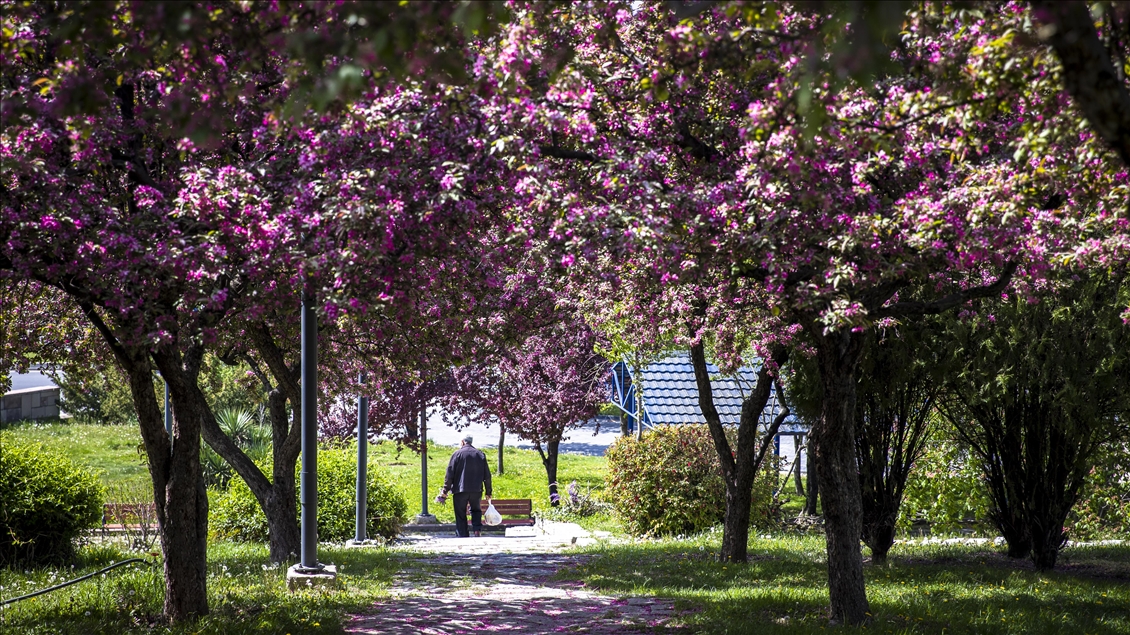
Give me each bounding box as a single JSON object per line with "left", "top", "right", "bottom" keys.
{"left": 84, "top": 611, "right": 91, "bottom": 616}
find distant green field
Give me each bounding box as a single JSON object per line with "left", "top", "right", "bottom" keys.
{"left": 0, "top": 421, "right": 611, "bottom": 524}
{"left": 368, "top": 439, "right": 608, "bottom": 523}
{"left": 1, "top": 421, "right": 151, "bottom": 497}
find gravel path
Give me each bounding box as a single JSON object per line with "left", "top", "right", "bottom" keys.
{"left": 345, "top": 525, "right": 690, "bottom": 634}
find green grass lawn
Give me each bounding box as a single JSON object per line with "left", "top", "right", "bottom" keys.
{"left": 0, "top": 421, "right": 151, "bottom": 496}
{"left": 0, "top": 541, "right": 398, "bottom": 635}
{"left": 368, "top": 439, "right": 609, "bottom": 524}
{"left": 0, "top": 421, "right": 613, "bottom": 526}
{"left": 5, "top": 423, "right": 1126, "bottom": 634}
{"left": 561, "top": 533, "right": 1130, "bottom": 634}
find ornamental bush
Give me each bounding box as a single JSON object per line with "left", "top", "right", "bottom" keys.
{"left": 898, "top": 436, "right": 991, "bottom": 535}
{"left": 605, "top": 425, "right": 722, "bottom": 537}
{"left": 1067, "top": 444, "right": 1130, "bottom": 541}
{"left": 210, "top": 444, "right": 407, "bottom": 543}
{"left": 0, "top": 437, "right": 104, "bottom": 566}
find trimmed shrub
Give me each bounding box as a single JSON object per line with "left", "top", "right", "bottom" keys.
{"left": 0, "top": 438, "right": 104, "bottom": 566}
{"left": 607, "top": 425, "right": 781, "bottom": 537}
{"left": 210, "top": 444, "right": 408, "bottom": 543}
{"left": 606, "top": 425, "right": 726, "bottom": 537}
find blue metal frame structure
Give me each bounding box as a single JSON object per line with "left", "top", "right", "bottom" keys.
{"left": 608, "top": 361, "right": 653, "bottom": 432}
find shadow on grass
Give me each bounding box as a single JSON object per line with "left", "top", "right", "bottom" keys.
{"left": 0, "top": 541, "right": 399, "bottom": 635}
{"left": 560, "top": 537, "right": 1130, "bottom": 634}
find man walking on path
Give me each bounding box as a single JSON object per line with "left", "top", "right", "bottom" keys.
{"left": 436, "top": 434, "right": 493, "bottom": 537}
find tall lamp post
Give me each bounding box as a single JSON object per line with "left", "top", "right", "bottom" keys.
{"left": 410, "top": 398, "right": 438, "bottom": 525}
{"left": 287, "top": 284, "right": 337, "bottom": 588}
{"left": 348, "top": 372, "right": 371, "bottom": 546}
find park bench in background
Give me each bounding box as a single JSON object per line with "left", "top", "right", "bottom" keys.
{"left": 99, "top": 502, "right": 159, "bottom": 549}
{"left": 102, "top": 502, "right": 156, "bottom": 531}
{"left": 474, "top": 498, "right": 535, "bottom": 527}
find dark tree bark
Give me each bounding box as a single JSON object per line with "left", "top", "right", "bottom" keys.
{"left": 405, "top": 414, "right": 420, "bottom": 442}
{"left": 1030, "top": 1, "right": 1130, "bottom": 167}
{"left": 689, "top": 339, "right": 789, "bottom": 563}
{"left": 536, "top": 439, "right": 561, "bottom": 506}
{"left": 82, "top": 305, "right": 209, "bottom": 622}
{"left": 197, "top": 322, "right": 303, "bottom": 563}
{"left": 133, "top": 355, "right": 210, "bottom": 622}
{"left": 855, "top": 337, "right": 937, "bottom": 564}
{"left": 809, "top": 326, "right": 871, "bottom": 625}
{"left": 498, "top": 422, "right": 505, "bottom": 475}
{"left": 803, "top": 443, "right": 820, "bottom": 516}
{"left": 938, "top": 273, "right": 1127, "bottom": 570}
{"left": 793, "top": 444, "right": 805, "bottom": 496}
{"left": 942, "top": 392, "right": 1098, "bottom": 568}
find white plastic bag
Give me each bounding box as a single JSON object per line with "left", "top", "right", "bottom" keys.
{"left": 483, "top": 502, "right": 502, "bottom": 526}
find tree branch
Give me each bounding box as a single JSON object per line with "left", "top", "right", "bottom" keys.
{"left": 754, "top": 378, "right": 791, "bottom": 472}
{"left": 689, "top": 338, "right": 736, "bottom": 477}
{"left": 539, "top": 145, "right": 605, "bottom": 162}
{"left": 875, "top": 261, "right": 1017, "bottom": 318}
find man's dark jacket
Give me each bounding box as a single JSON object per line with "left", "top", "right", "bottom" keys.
{"left": 444, "top": 445, "right": 493, "bottom": 496}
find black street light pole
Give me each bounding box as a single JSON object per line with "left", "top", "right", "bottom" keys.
{"left": 354, "top": 372, "right": 369, "bottom": 543}
{"left": 299, "top": 285, "right": 321, "bottom": 572}
{"left": 410, "top": 396, "right": 437, "bottom": 525}
{"left": 420, "top": 400, "right": 429, "bottom": 517}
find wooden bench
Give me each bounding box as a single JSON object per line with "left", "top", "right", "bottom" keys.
{"left": 473, "top": 498, "right": 535, "bottom": 527}
{"left": 102, "top": 502, "right": 157, "bottom": 531}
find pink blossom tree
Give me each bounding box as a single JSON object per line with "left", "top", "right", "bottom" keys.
{"left": 1, "top": 1, "right": 521, "bottom": 621}
{"left": 480, "top": 1, "right": 1128, "bottom": 624}
{"left": 441, "top": 317, "right": 610, "bottom": 507}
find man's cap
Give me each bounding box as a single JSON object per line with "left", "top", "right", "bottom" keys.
{"left": 462, "top": 433, "right": 473, "bottom": 445}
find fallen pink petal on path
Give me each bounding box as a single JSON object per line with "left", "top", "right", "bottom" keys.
{"left": 344, "top": 530, "right": 691, "bottom": 634}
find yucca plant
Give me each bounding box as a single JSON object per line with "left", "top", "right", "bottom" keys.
{"left": 205, "top": 408, "right": 272, "bottom": 489}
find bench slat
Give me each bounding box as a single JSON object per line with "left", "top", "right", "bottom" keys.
{"left": 479, "top": 499, "right": 532, "bottom": 515}
{"left": 468, "top": 498, "right": 535, "bottom": 526}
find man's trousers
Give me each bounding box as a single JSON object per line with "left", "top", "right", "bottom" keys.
{"left": 452, "top": 491, "right": 483, "bottom": 537}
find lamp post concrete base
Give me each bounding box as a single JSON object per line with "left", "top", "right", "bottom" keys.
{"left": 344, "top": 538, "right": 381, "bottom": 548}
{"left": 408, "top": 513, "right": 439, "bottom": 525}
{"left": 286, "top": 564, "right": 338, "bottom": 591}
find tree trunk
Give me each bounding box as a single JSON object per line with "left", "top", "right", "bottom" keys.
{"left": 197, "top": 383, "right": 301, "bottom": 563}
{"left": 856, "top": 359, "right": 936, "bottom": 566}
{"left": 689, "top": 339, "right": 788, "bottom": 564}
{"left": 719, "top": 480, "right": 752, "bottom": 561}
{"left": 794, "top": 443, "right": 805, "bottom": 496}
{"left": 812, "top": 327, "right": 871, "bottom": 625}
{"left": 1030, "top": 0, "right": 1130, "bottom": 167}
{"left": 405, "top": 410, "right": 420, "bottom": 442}
{"left": 538, "top": 439, "right": 561, "bottom": 507}
{"left": 137, "top": 355, "right": 210, "bottom": 622}
{"left": 804, "top": 442, "right": 820, "bottom": 516}
{"left": 620, "top": 412, "right": 629, "bottom": 436}
{"left": 1029, "top": 513, "right": 1065, "bottom": 571}
{"left": 81, "top": 305, "right": 210, "bottom": 623}
{"left": 228, "top": 323, "right": 304, "bottom": 562}
{"left": 267, "top": 389, "right": 302, "bottom": 561}
{"left": 498, "top": 423, "right": 505, "bottom": 476}
{"left": 862, "top": 518, "right": 896, "bottom": 563}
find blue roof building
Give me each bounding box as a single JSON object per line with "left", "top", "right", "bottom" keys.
{"left": 609, "top": 353, "right": 804, "bottom": 434}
